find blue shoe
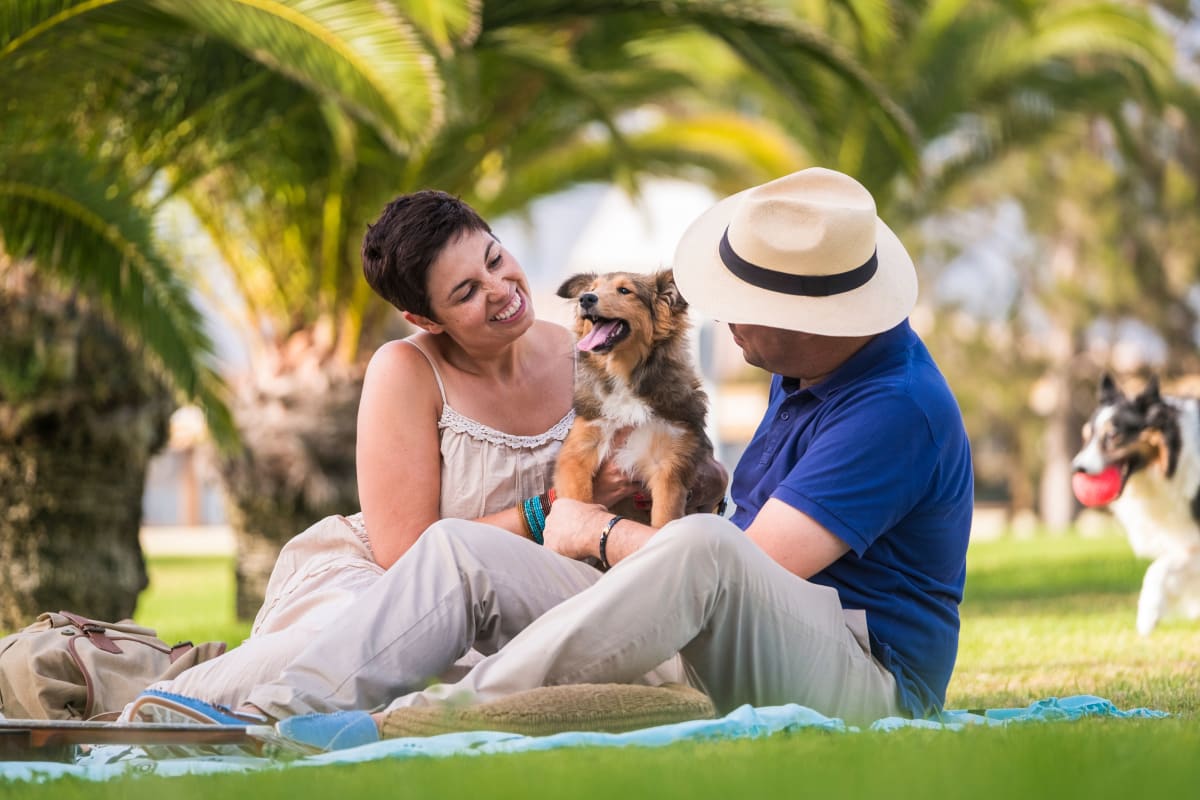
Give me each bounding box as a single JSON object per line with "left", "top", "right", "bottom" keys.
{"left": 127, "top": 689, "right": 276, "bottom": 758}
{"left": 276, "top": 710, "right": 380, "bottom": 752}
{"left": 128, "top": 689, "right": 264, "bottom": 726}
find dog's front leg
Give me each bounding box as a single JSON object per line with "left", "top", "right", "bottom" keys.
{"left": 645, "top": 433, "right": 702, "bottom": 528}
{"left": 1137, "top": 555, "right": 1173, "bottom": 635}
{"left": 553, "top": 419, "right": 607, "bottom": 503}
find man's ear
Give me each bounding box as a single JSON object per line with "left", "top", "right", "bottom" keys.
{"left": 403, "top": 310, "right": 443, "bottom": 334}
{"left": 557, "top": 272, "right": 597, "bottom": 299}
{"left": 655, "top": 268, "right": 687, "bottom": 312}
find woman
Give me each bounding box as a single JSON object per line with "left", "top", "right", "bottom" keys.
{"left": 147, "top": 191, "right": 648, "bottom": 708}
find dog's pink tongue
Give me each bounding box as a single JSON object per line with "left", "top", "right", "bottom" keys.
{"left": 1072, "top": 466, "right": 1122, "bottom": 507}
{"left": 577, "top": 320, "right": 620, "bottom": 352}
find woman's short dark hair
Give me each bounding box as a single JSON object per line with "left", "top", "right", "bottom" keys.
{"left": 361, "top": 190, "right": 492, "bottom": 319}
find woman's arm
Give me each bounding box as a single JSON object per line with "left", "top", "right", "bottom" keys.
{"left": 356, "top": 341, "right": 447, "bottom": 569}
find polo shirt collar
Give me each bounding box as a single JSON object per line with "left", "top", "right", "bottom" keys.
{"left": 779, "top": 320, "right": 914, "bottom": 400}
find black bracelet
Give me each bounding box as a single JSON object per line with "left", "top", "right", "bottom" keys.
{"left": 598, "top": 515, "right": 623, "bottom": 571}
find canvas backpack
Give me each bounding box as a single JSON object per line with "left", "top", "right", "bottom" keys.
{"left": 0, "top": 611, "right": 226, "bottom": 721}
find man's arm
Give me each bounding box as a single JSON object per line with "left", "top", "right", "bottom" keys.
{"left": 544, "top": 495, "right": 848, "bottom": 578}
{"left": 743, "top": 498, "right": 849, "bottom": 578}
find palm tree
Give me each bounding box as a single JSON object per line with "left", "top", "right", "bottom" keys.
{"left": 711, "top": 0, "right": 1172, "bottom": 217}
{"left": 0, "top": 0, "right": 452, "bottom": 625}
{"left": 160, "top": 1, "right": 936, "bottom": 616}
{"left": 1, "top": 1, "right": 923, "bottom": 618}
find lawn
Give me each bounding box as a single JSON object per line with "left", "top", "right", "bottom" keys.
{"left": 3, "top": 528, "right": 1199, "bottom": 797}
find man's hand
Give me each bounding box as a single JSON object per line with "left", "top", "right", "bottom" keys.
{"left": 543, "top": 497, "right": 611, "bottom": 561}
{"left": 687, "top": 454, "right": 729, "bottom": 515}
{"left": 590, "top": 428, "right": 642, "bottom": 509}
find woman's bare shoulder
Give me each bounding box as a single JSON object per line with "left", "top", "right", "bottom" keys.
{"left": 364, "top": 336, "right": 440, "bottom": 397}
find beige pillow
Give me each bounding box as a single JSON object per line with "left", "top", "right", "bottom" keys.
{"left": 380, "top": 683, "right": 715, "bottom": 739}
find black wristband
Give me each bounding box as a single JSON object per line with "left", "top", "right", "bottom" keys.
{"left": 599, "top": 515, "right": 623, "bottom": 571}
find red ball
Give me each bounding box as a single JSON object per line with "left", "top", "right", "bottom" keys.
{"left": 1072, "top": 466, "right": 1123, "bottom": 507}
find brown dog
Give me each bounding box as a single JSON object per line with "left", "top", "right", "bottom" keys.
{"left": 554, "top": 269, "right": 711, "bottom": 527}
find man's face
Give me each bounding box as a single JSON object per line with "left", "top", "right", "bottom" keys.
{"left": 727, "top": 323, "right": 869, "bottom": 386}
{"left": 727, "top": 323, "right": 808, "bottom": 372}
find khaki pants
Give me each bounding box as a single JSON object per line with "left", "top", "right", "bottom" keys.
{"left": 248, "top": 515, "right": 903, "bottom": 726}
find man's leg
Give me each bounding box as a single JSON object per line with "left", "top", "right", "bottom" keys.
{"left": 386, "top": 516, "right": 902, "bottom": 726}
{"left": 245, "top": 519, "right": 603, "bottom": 718}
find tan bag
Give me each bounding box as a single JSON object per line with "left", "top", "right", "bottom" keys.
{"left": 0, "top": 611, "right": 227, "bottom": 721}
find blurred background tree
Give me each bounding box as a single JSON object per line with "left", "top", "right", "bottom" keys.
{"left": 0, "top": 0, "right": 918, "bottom": 620}
{"left": 0, "top": 0, "right": 1195, "bottom": 623}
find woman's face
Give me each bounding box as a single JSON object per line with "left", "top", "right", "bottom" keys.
{"left": 418, "top": 228, "right": 535, "bottom": 346}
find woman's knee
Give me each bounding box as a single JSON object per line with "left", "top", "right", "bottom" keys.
{"left": 417, "top": 518, "right": 534, "bottom": 567}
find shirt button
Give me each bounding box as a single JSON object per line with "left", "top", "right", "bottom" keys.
{"left": 780, "top": 411, "right": 790, "bottom": 421}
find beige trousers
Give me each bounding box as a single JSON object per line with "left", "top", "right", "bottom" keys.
{"left": 144, "top": 515, "right": 384, "bottom": 708}
{"left": 248, "top": 515, "right": 903, "bottom": 726}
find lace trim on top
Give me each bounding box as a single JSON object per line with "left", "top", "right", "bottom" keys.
{"left": 439, "top": 404, "right": 574, "bottom": 449}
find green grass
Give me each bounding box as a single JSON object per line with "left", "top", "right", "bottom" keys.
{"left": 952, "top": 533, "right": 1200, "bottom": 715}
{"left": 132, "top": 556, "right": 250, "bottom": 647}
{"left": 5, "top": 530, "right": 1200, "bottom": 798}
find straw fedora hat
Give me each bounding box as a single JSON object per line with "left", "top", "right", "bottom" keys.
{"left": 673, "top": 167, "right": 917, "bottom": 336}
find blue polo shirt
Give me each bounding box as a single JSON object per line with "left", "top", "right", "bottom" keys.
{"left": 728, "top": 320, "right": 973, "bottom": 718}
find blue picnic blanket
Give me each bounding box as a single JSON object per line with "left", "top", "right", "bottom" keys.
{"left": 0, "top": 695, "right": 1168, "bottom": 783}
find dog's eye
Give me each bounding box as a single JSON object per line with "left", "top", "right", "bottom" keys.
{"left": 617, "top": 287, "right": 631, "bottom": 295}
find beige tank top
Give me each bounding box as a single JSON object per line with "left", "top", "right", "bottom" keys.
{"left": 404, "top": 338, "right": 573, "bottom": 519}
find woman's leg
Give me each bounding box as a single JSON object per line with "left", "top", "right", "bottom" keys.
{"left": 245, "top": 519, "right": 603, "bottom": 718}
{"left": 140, "top": 516, "right": 382, "bottom": 711}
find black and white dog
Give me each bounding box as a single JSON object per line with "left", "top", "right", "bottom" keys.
{"left": 1071, "top": 374, "right": 1200, "bottom": 634}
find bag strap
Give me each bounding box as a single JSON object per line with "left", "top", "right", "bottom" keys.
{"left": 58, "top": 611, "right": 122, "bottom": 655}
{"left": 168, "top": 641, "right": 195, "bottom": 663}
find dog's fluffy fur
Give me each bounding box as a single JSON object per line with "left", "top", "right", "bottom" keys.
{"left": 1072, "top": 374, "right": 1200, "bottom": 634}
{"left": 554, "top": 269, "right": 711, "bottom": 528}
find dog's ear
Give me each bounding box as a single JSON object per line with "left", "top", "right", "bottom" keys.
{"left": 1134, "top": 375, "right": 1162, "bottom": 414}
{"left": 1142, "top": 375, "right": 1161, "bottom": 402}
{"left": 557, "top": 273, "right": 597, "bottom": 299}
{"left": 1099, "top": 373, "right": 1121, "bottom": 405}
{"left": 654, "top": 269, "right": 687, "bottom": 312}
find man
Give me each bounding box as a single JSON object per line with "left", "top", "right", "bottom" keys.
{"left": 135, "top": 167, "right": 972, "bottom": 743}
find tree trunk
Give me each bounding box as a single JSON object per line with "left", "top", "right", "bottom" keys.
{"left": 220, "top": 335, "right": 364, "bottom": 619}
{"left": 0, "top": 274, "right": 171, "bottom": 631}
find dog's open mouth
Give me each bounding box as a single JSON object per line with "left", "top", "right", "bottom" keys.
{"left": 577, "top": 315, "right": 630, "bottom": 353}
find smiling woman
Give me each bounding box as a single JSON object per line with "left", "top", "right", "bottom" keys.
{"left": 133, "top": 190, "right": 646, "bottom": 713}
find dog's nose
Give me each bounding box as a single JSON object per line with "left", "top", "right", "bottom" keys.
{"left": 579, "top": 293, "right": 598, "bottom": 310}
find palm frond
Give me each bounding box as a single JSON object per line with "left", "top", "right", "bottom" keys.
{"left": 480, "top": 0, "right": 920, "bottom": 174}
{"left": 476, "top": 112, "right": 807, "bottom": 218}
{"left": 980, "top": 3, "right": 1172, "bottom": 87}
{"left": 147, "top": 0, "right": 446, "bottom": 152}
{"left": 384, "top": 0, "right": 481, "bottom": 52}
{"left": 0, "top": 150, "right": 235, "bottom": 446}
